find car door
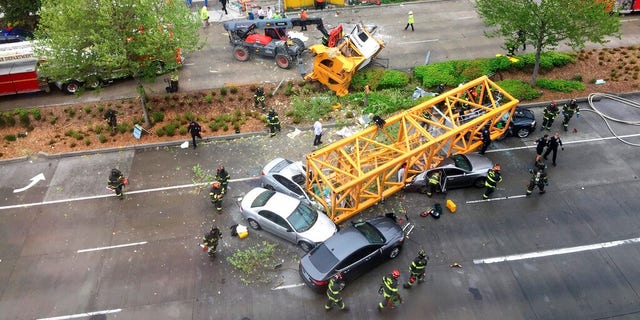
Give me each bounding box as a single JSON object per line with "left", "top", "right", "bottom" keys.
{"left": 442, "top": 168, "right": 467, "bottom": 189}
{"left": 258, "top": 210, "right": 296, "bottom": 243}
{"left": 335, "top": 244, "right": 382, "bottom": 281}
{"left": 274, "top": 174, "right": 315, "bottom": 204}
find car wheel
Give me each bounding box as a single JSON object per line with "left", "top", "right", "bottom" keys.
{"left": 299, "top": 241, "right": 314, "bottom": 252}
{"left": 474, "top": 177, "right": 486, "bottom": 188}
{"left": 62, "top": 80, "right": 81, "bottom": 94}
{"left": 264, "top": 184, "right": 275, "bottom": 191}
{"left": 516, "top": 127, "right": 531, "bottom": 138}
{"left": 233, "top": 46, "right": 250, "bottom": 62}
{"left": 275, "top": 53, "right": 291, "bottom": 69}
{"left": 248, "top": 219, "right": 261, "bottom": 230}
{"left": 389, "top": 246, "right": 401, "bottom": 259}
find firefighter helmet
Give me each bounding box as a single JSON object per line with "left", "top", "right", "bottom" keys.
{"left": 493, "top": 164, "right": 501, "bottom": 171}
{"left": 217, "top": 165, "right": 224, "bottom": 172}
{"left": 571, "top": 99, "right": 577, "bottom": 104}
{"left": 391, "top": 269, "right": 400, "bottom": 279}
{"left": 551, "top": 101, "right": 557, "bottom": 107}
{"left": 334, "top": 272, "right": 343, "bottom": 280}
{"left": 418, "top": 249, "right": 426, "bottom": 258}
{"left": 212, "top": 181, "right": 221, "bottom": 188}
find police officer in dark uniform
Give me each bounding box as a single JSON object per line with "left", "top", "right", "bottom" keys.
{"left": 479, "top": 123, "right": 491, "bottom": 154}
{"left": 187, "top": 120, "right": 202, "bottom": 149}
{"left": 543, "top": 132, "right": 563, "bottom": 166}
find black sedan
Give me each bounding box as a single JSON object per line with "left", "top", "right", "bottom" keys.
{"left": 497, "top": 106, "right": 536, "bottom": 139}
{"left": 298, "top": 215, "right": 405, "bottom": 292}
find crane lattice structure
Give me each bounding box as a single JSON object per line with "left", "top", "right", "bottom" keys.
{"left": 305, "top": 76, "right": 519, "bottom": 224}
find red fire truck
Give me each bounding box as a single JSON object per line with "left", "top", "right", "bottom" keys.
{"left": 0, "top": 41, "right": 50, "bottom": 96}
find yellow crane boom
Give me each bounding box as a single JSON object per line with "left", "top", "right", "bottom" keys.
{"left": 305, "top": 76, "right": 519, "bottom": 223}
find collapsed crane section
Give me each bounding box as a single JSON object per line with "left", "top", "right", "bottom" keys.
{"left": 305, "top": 76, "right": 519, "bottom": 223}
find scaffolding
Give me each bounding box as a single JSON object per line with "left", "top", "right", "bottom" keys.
{"left": 305, "top": 76, "right": 519, "bottom": 223}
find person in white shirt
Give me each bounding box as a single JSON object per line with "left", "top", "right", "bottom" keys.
{"left": 266, "top": 6, "right": 273, "bottom": 19}
{"left": 257, "top": 6, "right": 265, "bottom": 19}
{"left": 313, "top": 119, "right": 323, "bottom": 146}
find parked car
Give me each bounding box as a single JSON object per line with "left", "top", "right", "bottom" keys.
{"left": 239, "top": 187, "right": 337, "bottom": 252}
{"left": 404, "top": 153, "right": 493, "bottom": 194}
{"left": 261, "top": 158, "right": 324, "bottom": 210}
{"left": 298, "top": 214, "right": 405, "bottom": 292}
{"left": 0, "top": 34, "right": 26, "bottom": 44}
{"left": 497, "top": 106, "right": 536, "bottom": 139}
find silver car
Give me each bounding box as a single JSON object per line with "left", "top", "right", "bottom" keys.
{"left": 404, "top": 154, "right": 494, "bottom": 193}
{"left": 260, "top": 158, "right": 324, "bottom": 210}
{"left": 240, "top": 187, "right": 338, "bottom": 252}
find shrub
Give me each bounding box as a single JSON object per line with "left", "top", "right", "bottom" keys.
{"left": 179, "top": 126, "right": 188, "bottom": 135}
{"left": 229, "top": 86, "right": 238, "bottom": 94}
{"left": 69, "top": 142, "right": 77, "bottom": 148}
{"left": 84, "top": 137, "right": 91, "bottom": 145}
{"left": 377, "top": 70, "right": 410, "bottom": 89}
{"left": 32, "top": 109, "right": 42, "bottom": 121}
{"left": 83, "top": 106, "right": 92, "bottom": 113}
{"left": 98, "top": 134, "right": 107, "bottom": 143}
{"left": 163, "top": 122, "right": 177, "bottom": 136}
{"left": 220, "top": 87, "right": 227, "bottom": 96}
{"left": 535, "top": 78, "right": 585, "bottom": 92}
{"left": 205, "top": 94, "right": 213, "bottom": 103}
{"left": 96, "top": 104, "right": 104, "bottom": 112}
{"left": 496, "top": 79, "right": 542, "bottom": 100}
{"left": 156, "top": 127, "right": 166, "bottom": 136}
{"left": 184, "top": 111, "right": 195, "bottom": 121}
{"left": 209, "top": 122, "right": 220, "bottom": 131}
{"left": 4, "top": 134, "right": 17, "bottom": 142}
{"left": 351, "top": 68, "right": 386, "bottom": 91}
{"left": 151, "top": 111, "right": 165, "bottom": 123}
{"left": 18, "top": 112, "right": 30, "bottom": 127}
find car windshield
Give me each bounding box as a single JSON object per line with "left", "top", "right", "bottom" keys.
{"left": 287, "top": 203, "right": 318, "bottom": 232}
{"left": 353, "top": 221, "right": 385, "bottom": 244}
{"left": 251, "top": 189, "right": 276, "bottom": 207}
{"left": 451, "top": 154, "right": 471, "bottom": 171}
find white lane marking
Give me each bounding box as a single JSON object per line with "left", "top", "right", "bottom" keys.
{"left": 3, "top": 133, "right": 640, "bottom": 211}
{"left": 77, "top": 241, "right": 147, "bottom": 253}
{"left": 271, "top": 283, "right": 306, "bottom": 290}
{"left": 0, "top": 177, "right": 259, "bottom": 211}
{"left": 397, "top": 39, "right": 439, "bottom": 45}
{"left": 466, "top": 194, "right": 527, "bottom": 204}
{"left": 455, "top": 16, "right": 475, "bottom": 20}
{"left": 37, "top": 309, "right": 122, "bottom": 320}
{"left": 473, "top": 236, "right": 640, "bottom": 265}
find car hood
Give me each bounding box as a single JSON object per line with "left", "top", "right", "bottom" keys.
{"left": 298, "top": 213, "right": 337, "bottom": 244}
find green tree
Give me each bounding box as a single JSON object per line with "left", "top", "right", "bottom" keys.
{"left": 0, "top": 0, "right": 40, "bottom": 25}
{"left": 475, "top": 0, "right": 621, "bottom": 85}
{"left": 34, "top": 0, "right": 201, "bottom": 127}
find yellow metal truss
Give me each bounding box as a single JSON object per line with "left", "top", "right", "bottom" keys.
{"left": 305, "top": 76, "right": 519, "bottom": 223}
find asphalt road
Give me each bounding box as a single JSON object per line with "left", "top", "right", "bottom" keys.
{"left": 1, "top": 93, "right": 640, "bottom": 319}
{"left": 2, "top": 1, "right": 640, "bottom": 320}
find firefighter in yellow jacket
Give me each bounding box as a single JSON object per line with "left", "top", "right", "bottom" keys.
{"left": 324, "top": 273, "right": 348, "bottom": 311}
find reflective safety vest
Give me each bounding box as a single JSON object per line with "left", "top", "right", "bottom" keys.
{"left": 326, "top": 278, "right": 344, "bottom": 302}
{"left": 485, "top": 169, "right": 502, "bottom": 188}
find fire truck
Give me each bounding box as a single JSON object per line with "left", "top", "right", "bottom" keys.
{"left": 0, "top": 41, "right": 50, "bottom": 96}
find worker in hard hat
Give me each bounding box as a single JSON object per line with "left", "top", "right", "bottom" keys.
{"left": 404, "top": 250, "right": 428, "bottom": 288}
{"left": 324, "top": 272, "right": 347, "bottom": 311}
{"left": 482, "top": 164, "right": 503, "bottom": 199}
{"left": 209, "top": 180, "right": 224, "bottom": 212}
{"left": 426, "top": 170, "right": 441, "bottom": 197}
{"left": 378, "top": 269, "right": 402, "bottom": 310}
{"left": 404, "top": 11, "right": 414, "bottom": 31}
